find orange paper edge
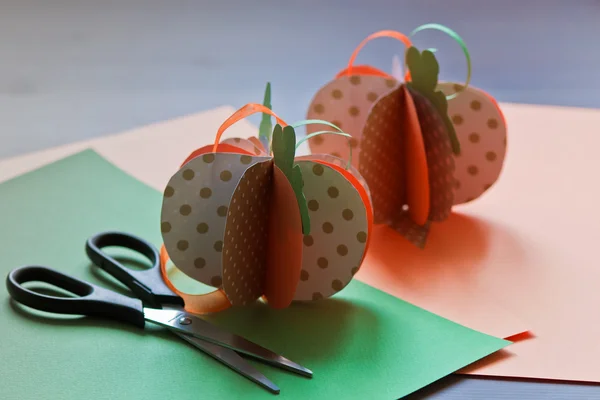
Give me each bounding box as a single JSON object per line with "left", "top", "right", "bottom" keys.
{"left": 247, "top": 136, "right": 267, "bottom": 154}
{"left": 335, "top": 65, "right": 393, "bottom": 79}
{"left": 158, "top": 142, "right": 257, "bottom": 313}
{"left": 180, "top": 143, "right": 253, "bottom": 167}
{"left": 401, "top": 86, "right": 430, "bottom": 225}
{"left": 264, "top": 166, "right": 303, "bottom": 308}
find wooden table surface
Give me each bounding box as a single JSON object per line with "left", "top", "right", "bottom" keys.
{"left": 1, "top": 1, "right": 599, "bottom": 398}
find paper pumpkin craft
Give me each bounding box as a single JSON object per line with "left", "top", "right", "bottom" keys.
{"left": 306, "top": 25, "right": 507, "bottom": 247}
{"left": 160, "top": 102, "right": 373, "bottom": 309}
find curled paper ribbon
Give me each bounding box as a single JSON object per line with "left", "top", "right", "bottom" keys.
{"left": 212, "top": 103, "right": 288, "bottom": 154}
{"left": 330, "top": 25, "right": 472, "bottom": 102}
{"left": 291, "top": 119, "right": 353, "bottom": 169}
{"left": 345, "top": 30, "right": 412, "bottom": 78}
{"left": 333, "top": 30, "right": 414, "bottom": 79}
{"left": 409, "top": 23, "right": 472, "bottom": 99}
{"left": 160, "top": 244, "right": 232, "bottom": 314}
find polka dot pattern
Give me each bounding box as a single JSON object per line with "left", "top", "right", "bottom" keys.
{"left": 408, "top": 87, "right": 455, "bottom": 222}
{"left": 222, "top": 161, "right": 273, "bottom": 305}
{"left": 437, "top": 82, "right": 507, "bottom": 204}
{"left": 359, "top": 86, "right": 406, "bottom": 224}
{"left": 293, "top": 161, "right": 369, "bottom": 301}
{"left": 294, "top": 154, "right": 373, "bottom": 210}
{"left": 358, "top": 85, "right": 448, "bottom": 247}
{"left": 160, "top": 152, "right": 271, "bottom": 287}
{"left": 303, "top": 235, "right": 314, "bottom": 246}
{"left": 306, "top": 75, "right": 399, "bottom": 169}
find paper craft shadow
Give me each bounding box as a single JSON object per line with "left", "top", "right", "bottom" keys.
{"left": 204, "top": 297, "right": 380, "bottom": 364}
{"left": 366, "top": 211, "right": 526, "bottom": 285}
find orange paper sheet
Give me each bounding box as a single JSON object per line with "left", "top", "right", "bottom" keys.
{"left": 358, "top": 103, "right": 600, "bottom": 382}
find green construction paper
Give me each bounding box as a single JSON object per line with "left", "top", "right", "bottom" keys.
{"left": 271, "top": 124, "right": 310, "bottom": 234}
{"left": 406, "top": 46, "right": 461, "bottom": 155}
{"left": 0, "top": 150, "right": 510, "bottom": 400}
{"left": 258, "top": 82, "right": 272, "bottom": 152}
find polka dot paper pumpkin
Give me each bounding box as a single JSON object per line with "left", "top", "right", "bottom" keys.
{"left": 307, "top": 26, "right": 507, "bottom": 247}
{"left": 160, "top": 103, "right": 373, "bottom": 309}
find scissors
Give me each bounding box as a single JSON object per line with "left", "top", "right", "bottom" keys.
{"left": 5, "top": 231, "right": 311, "bottom": 394}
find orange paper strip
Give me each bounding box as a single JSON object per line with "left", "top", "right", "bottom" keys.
{"left": 335, "top": 64, "right": 393, "bottom": 79}
{"left": 400, "top": 86, "right": 430, "bottom": 225}
{"left": 346, "top": 30, "right": 412, "bottom": 77}
{"left": 213, "top": 103, "right": 287, "bottom": 152}
{"left": 160, "top": 244, "right": 231, "bottom": 314}
{"left": 264, "top": 166, "right": 303, "bottom": 308}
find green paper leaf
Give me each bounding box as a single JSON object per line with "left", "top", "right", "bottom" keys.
{"left": 406, "top": 46, "right": 461, "bottom": 155}
{"left": 258, "top": 82, "right": 272, "bottom": 152}
{"left": 272, "top": 124, "right": 311, "bottom": 234}
{"left": 282, "top": 126, "right": 296, "bottom": 168}
{"left": 410, "top": 23, "right": 472, "bottom": 100}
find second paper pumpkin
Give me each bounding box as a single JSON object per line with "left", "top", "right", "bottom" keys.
{"left": 306, "top": 29, "right": 507, "bottom": 247}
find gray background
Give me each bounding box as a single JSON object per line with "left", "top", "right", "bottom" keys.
{"left": 1, "top": 0, "right": 599, "bottom": 398}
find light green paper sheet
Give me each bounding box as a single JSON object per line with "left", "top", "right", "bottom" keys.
{"left": 0, "top": 150, "right": 509, "bottom": 400}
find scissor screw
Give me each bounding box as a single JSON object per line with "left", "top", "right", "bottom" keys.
{"left": 178, "top": 317, "right": 192, "bottom": 325}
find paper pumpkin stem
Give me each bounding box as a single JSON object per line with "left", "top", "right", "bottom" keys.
{"left": 406, "top": 46, "right": 461, "bottom": 155}
{"left": 258, "top": 82, "right": 273, "bottom": 153}
{"left": 272, "top": 124, "right": 311, "bottom": 234}
{"left": 410, "top": 23, "right": 472, "bottom": 99}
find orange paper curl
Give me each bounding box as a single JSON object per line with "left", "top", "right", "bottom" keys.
{"left": 160, "top": 244, "right": 232, "bottom": 314}
{"left": 212, "top": 103, "right": 287, "bottom": 153}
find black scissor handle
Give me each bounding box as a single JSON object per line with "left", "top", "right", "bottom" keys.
{"left": 6, "top": 266, "right": 145, "bottom": 328}
{"left": 85, "top": 231, "right": 183, "bottom": 309}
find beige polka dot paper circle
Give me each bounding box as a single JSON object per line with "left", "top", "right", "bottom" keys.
{"left": 306, "top": 74, "right": 398, "bottom": 169}
{"left": 295, "top": 153, "right": 373, "bottom": 210}
{"left": 437, "top": 83, "right": 508, "bottom": 204}
{"left": 161, "top": 152, "right": 271, "bottom": 290}
{"left": 293, "top": 160, "right": 369, "bottom": 301}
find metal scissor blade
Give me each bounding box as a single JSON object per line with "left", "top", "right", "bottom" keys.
{"left": 174, "top": 331, "right": 280, "bottom": 394}
{"left": 144, "top": 308, "right": 312, "bottom": 378}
